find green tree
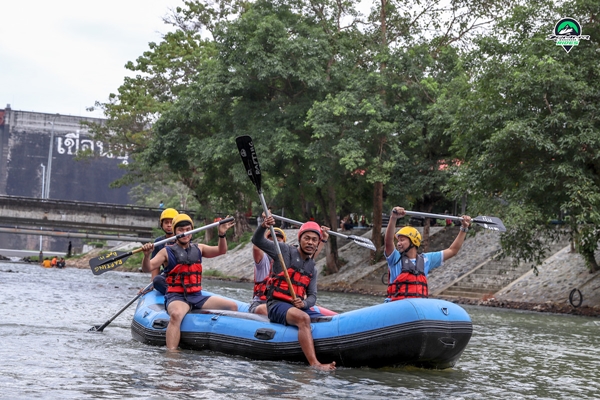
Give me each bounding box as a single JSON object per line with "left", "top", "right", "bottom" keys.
{"left": 449, "top": 0, "right": 600, "bottom": 271}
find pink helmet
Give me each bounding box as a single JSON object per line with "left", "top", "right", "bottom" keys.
{"left": 298, "top": 221, "right": 322, "bottom": 240}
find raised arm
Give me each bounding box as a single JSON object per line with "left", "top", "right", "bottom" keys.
{"left": 199, "top": 217, "right": 235, "bottom": 258}
{"left": 311, "top": 226, "right": 330, "bottom": 259}
{"left": 385, "top": 207, "right": 404, "bottom": 257}
{"left": 141, "top": 244, "right": 168, "bottom": 273}
{"left": 442, "top": 215, "right": 472, "bottom": 261}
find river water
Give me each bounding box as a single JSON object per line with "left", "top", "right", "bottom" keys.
{"left": 1, "top": 261, "right": 598, "bottom": 399}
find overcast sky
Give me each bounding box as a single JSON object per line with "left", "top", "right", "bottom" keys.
{"left": 1, "top": 0, "right": 183, "bottom": 118}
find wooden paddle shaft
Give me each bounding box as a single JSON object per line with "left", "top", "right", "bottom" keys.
{"left": 258, "top": 193, "right": 296, "bottom": 300}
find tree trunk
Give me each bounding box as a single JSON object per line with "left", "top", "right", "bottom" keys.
{"left": 325, "top": 185, "right": 340, "bottom": 274}
{"left": 422, "top": 218, "right": 430, "bottom": 253}
{"left": 581, "top": 248, "right": 600, "bottom": 273}
{"left": 316, "top": 187, "right": 339, "bottom": 274}
{"left": 203, "top": 216, "right": 214, "bottom": 244}
{"left": 371, "top": 181, "right": 383, "bottom": 258}
{"left": 234, "top": 210, "right": 251, "bottom": 242}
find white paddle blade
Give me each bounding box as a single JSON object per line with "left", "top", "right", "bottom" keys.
{"left": 348, "top": 235, "right": 377, "bottom": 251}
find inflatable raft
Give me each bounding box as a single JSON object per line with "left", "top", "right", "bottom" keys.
{"left": 131, "top": 290, "right": 472, "bottom": 369}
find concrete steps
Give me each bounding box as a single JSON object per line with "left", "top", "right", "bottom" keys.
{"left": 439, "top": 236, "right": 570, "bottom": 300}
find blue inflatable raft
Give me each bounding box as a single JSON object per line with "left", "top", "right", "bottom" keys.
{"left": 131, "top": 290, "right": 472, "bottom": 369}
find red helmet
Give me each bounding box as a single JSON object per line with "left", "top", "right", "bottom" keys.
{"left": 298, "top": 221, "right": 322, "bottom": 240}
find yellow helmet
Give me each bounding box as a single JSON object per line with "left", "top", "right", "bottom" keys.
{"left": 159, "top": 208, "right": 179, "bottom": 226}
{"left": 267, "top": 227, "right": 287, "bottom": 242}
{"left": 172, "top": 213, "right": 194, "bottom": 231}
{"left": 395, "top": 226, "right": 421, "bottom": 248}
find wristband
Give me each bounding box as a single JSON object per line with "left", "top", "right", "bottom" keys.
{"left": 218, "top": 234, "right": 226, "bottom": 238}
{"left": 460, "top": 227, "right": 468, "bottom": 233}
{"left": 321, "top": 239, "right": 328, "bottom": 243}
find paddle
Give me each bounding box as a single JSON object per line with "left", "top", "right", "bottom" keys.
{"left": 236, "top": 135, "right": 296, "bottom": 300}
{"left": 88, "top": 217, "right": 235, "bottom": 275}
{"left": 88, "top": 282, "right": 154, "bottom": 332}
{"left": 271, "top": 214, "right": 377, "bottom": 251}
{"left": 396, "top": 210, "right": 506, "bottom": 232}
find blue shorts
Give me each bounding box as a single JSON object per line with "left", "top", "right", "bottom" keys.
{"left": 268, "top": 301, "right": 323, "bottom": 326}
{"left": 165, "top": 292, "right": 211, "bottom": 312}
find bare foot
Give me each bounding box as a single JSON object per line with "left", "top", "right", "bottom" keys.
{"left": 311, "top": 361, "right": 336, "bottom": 371}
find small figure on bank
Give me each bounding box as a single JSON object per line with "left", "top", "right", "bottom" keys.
{"left": 252, "top": 215, "right": 336, "bottom": 371}
{"left": 159, "top": 200, "right": 164, "bottom": 209}
{"left": 141, "top": 213, "right": 238, "bottom": 350}
{"left": 384, "top": 206, "right": 472, "bottom": 301}
{"left": 51, "top": 256, "right": 57, "bottom": 267}
{"left": 42, "top": 257, "right": 52, "bottom": 268}
{"left": 67, "top": 241, "right": 72, "bottom": 258}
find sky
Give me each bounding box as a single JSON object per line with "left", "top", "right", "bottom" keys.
{"left": 0, "top": 0, "right": 184, "bottom": 118}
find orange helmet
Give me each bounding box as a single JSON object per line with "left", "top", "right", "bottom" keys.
{"left": 298, "top": 221, "right": 322, "bottom": 240}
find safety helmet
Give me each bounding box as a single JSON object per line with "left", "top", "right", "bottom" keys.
{"left": 298, "top": 221, "right": 322, "bottom": 241}
{"left": 395, "top": 226, "right": 421, "bottom": 248}
{"left": 267, "top": 227, "right": 287, "bottom": 242}
{"left": 159, "top": 208, "right": 179, "bottom": 227}
{"left": 172, "top": 213, "right": 194, "bottom": 232}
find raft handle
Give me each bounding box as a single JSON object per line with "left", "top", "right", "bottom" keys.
{"left": 254, "top": 328, "right": 276, "bottom": 341}
{"left": 152, "top": 319, "right": 169, "bottom": 330}
{"left": 439, "top": 337, "right": 456, "bottom": 348}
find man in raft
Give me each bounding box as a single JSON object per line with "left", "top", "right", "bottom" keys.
{"left": 250, "top": 226, "right": 334, "bottom": 316}
{"left": 252, "top": 215, "right": 336, "bottom": 371}
{"left": 384, "top": 206, "right": 472, "bottom": 301}
{"left": 148, "top": 208, "right": 179, "bottom": 295}
{"left": 141, "top": 213, "right": 238, "bottom": 350}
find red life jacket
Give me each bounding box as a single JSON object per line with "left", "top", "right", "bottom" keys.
{"left": 164, "top": 243, "right": 203, "bottom": 295}
{"left": 386, "top": 254, "right": 428, "bottom": 301}
{"left": 268, "top": 266, "right": 312, "bottom": 303}
{"left": 253, "top": 258, "right": 274, "bottom": 301}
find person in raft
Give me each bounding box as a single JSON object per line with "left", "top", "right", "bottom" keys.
{"left": 250, "top": 226, "right": 332, "bottom": 316}
{"left": 384, "top": 206, "right": 472, "bottom": 302}
{"left": 252, "top": 215, "right": 336, "bottom": 371}
{"left": 149, "top": 208, "right": 179, "bottom": 295}
{"left": 250, "top": 227, "right": 287, "bottom": 315}
{"left": 141, "top": 213, "right": 238, "bottom": 350}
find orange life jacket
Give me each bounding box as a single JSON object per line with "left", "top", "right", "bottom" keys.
{"left": 253, "top": 258, "right": 274, "bottom": 302}
{"left": 268, "top": 266, "right": 312, "bottom": 303}
{"left": 387, "top": 254, "right": 428, "bottom": 301}
{"left": 164, "top": 243, "right": 203, "bottom": 295}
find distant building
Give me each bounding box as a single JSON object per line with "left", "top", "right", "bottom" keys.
{"left": 0, "top": 105, "right": 133, "bottom": 254}
{"left": 0, "top": 105, "right": 131, "bottom": 203}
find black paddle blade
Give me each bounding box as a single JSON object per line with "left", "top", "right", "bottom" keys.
{"left": 89, "top": 250, "right": 131, "bottom": 275}
{"left": 235, "top": 135, "right": 262, "bottom": 192}
{"left": 472, "top": 216, "right": 506, "bottom": 232}
{"left": 88, "top": 325, "right": 103, "bottom": 332}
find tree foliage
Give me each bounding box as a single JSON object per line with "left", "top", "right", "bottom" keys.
{"left": 89, "top": 0, "right": 600, "bottom": 275}
{"left": 449, "top": 0, "right": 600, "bottom": 270}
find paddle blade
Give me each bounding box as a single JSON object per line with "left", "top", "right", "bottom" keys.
{"left": 347, "top": 235, "right": 377, "bottom": 251}
{"left": 89, "top": 250, "right": 131, "bottom": 275}
{"left": 472, "top": 216, "right": 506, "bottom": 232}
{"left": 235, "top": 135, "right": 262, "bottom": 192}
{"left": 88, "top": 325, "right": 103, "bottom": 332}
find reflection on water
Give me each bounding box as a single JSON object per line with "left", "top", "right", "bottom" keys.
{"left": 0, "top": 262, "right": 598, "bottom": 399}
